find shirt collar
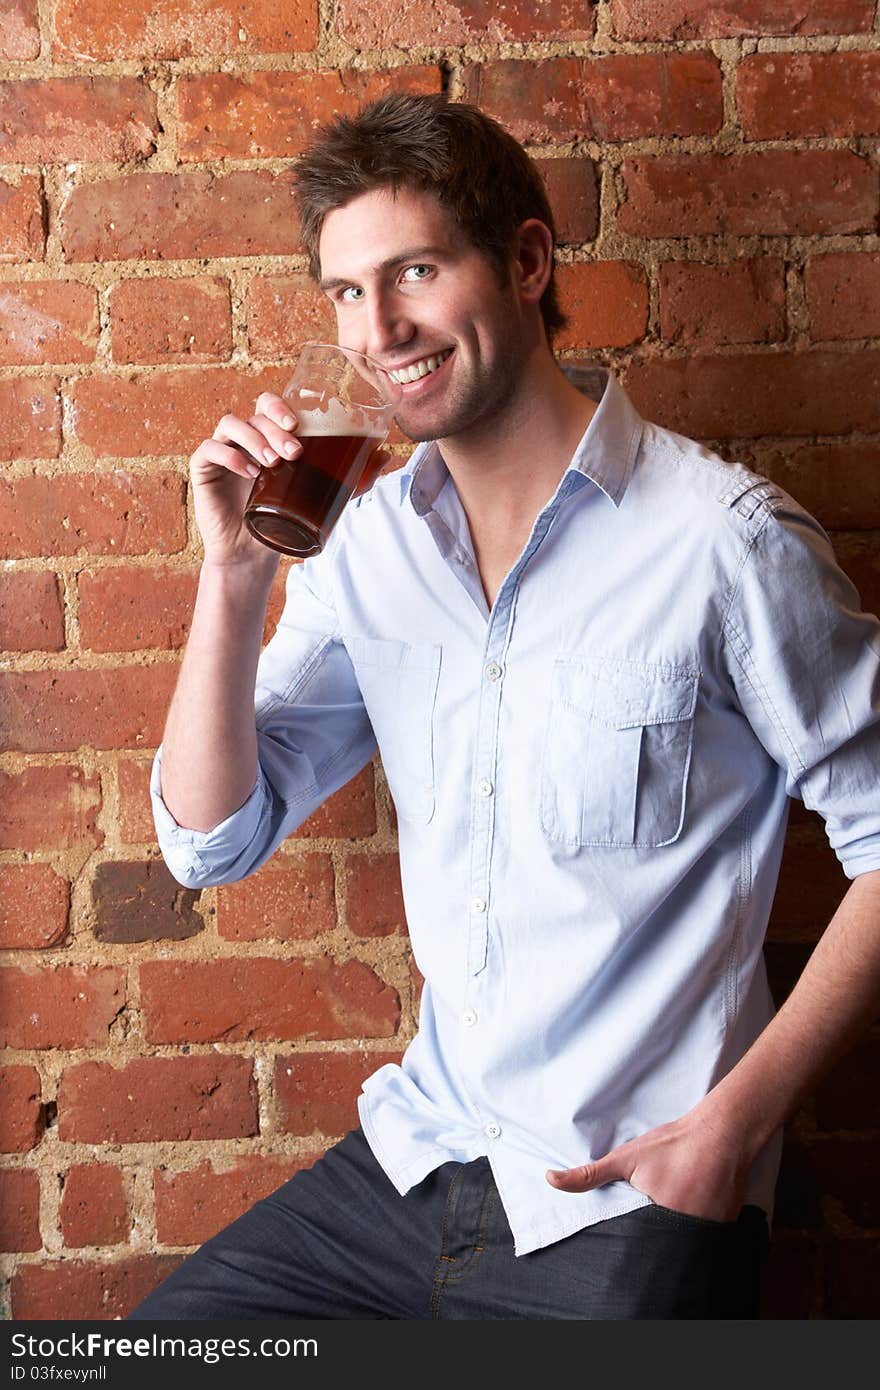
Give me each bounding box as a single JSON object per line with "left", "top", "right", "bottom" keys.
{"left": 398, "top": 366, "right": 643, "bottom": 515}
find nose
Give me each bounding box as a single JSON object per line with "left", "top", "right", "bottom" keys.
{"left": 364, "top": 288, "right": 414, "bottom": 362}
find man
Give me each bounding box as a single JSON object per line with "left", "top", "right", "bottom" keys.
{"left": 129, "top": 94, "right": 880, "bottom": 1320}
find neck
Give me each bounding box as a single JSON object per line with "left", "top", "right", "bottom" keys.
{"left": 436, "top": 348, "right": 598, "bottom": 539}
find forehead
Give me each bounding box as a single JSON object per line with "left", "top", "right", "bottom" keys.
{"left": 318, "top": 185, "right": 466, "bottom": 277}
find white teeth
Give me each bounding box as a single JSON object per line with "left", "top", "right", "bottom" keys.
{"left": 390, "top": 348, "right": 451, "bottom": 385}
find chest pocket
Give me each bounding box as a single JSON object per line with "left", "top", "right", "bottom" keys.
{"left": 347, "top": 637, "right": 441, "bottom": 825}
{"left": 540, "top": 655, "right": 699, "bottom": 848}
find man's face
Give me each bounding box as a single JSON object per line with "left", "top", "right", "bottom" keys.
{"left": 317, "top": 185, "right": 532, "bottom": 444}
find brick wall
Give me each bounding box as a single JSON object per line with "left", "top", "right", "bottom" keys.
{"left": 1, "top": 0, "right": 879, "bottom": 1320}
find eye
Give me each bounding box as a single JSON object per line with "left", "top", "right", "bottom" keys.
{"left": 339, "top": 285, "right": 365, "bottom": 303}
{"left": 401, "top": 264, "right": 432, "bottom": 283}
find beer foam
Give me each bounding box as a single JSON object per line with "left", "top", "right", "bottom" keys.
{"left": 294, "top": 394, "right": 383, "bottom": 439}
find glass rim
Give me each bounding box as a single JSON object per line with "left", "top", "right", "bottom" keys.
{"left": 287, "top": 340, "right": 401, "bottom": 410}
{"left": 295, "top": 340, "right": 384, "bottom": 368}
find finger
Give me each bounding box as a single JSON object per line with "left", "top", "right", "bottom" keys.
{"left": 254, "top": 391, "right": 298, "bottom": 430}
{"left": 212, "top": 414, "right": 282, "bottom": 468}
{"left": 545, "top": 1157, "right": 619, "bottom": 1193}
{"left": 249, "top": 412, "right": 303, "bottom": 461}
{"left": 192, "top": 439, "right": 263, "bottom": 480}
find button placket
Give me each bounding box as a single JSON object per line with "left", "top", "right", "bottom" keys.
{"left": 464, "top": 514, "right": 556, "bottom": 980}
{"left": 465, "top": 591, "right": 510, "bottom": 979}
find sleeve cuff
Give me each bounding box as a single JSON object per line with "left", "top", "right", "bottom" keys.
{"left": 150, "top": 745, "right": 267, "bottom": 854}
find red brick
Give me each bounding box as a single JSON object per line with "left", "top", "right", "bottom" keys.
{"left": 625, "top": 350, "right": 880, "bottom": 439}
{"left": 464, "top": 52, "right": 721, "bottom": 144}
{"left": 294, "top": 764, "right": 377, "bottom": 839}
{"left": 10, "top": 1255, "right": 183, "bottom": 1320}
{"left": 659, "top": 259, "right": 786, "bottom": 348}
{"left": 611, "top": 0, "right": 874, "bottom": 40}
{"left": 337, "top": 0, "right": 593, "bottom": 46}
{"left": 0, "top": 281, "right": 97, "bottom": 366}
{"left": 54, "top": 1, "right": 316, "bottom": 61}
{"left": 0, "top": 665, "right": 178, "bottom": 753}
{"left": 61, "top": 170, "right": 301, "bottom": 263}
{"left": 756, "top": 444, "right": 880, "bottom": 531}
{"left": 346, "top": 853, "right": 405, "bottom": 938}
{"left": 760, "top": 1237, "right": 819, "bottom": 1319}
{"left": 806, "top": 253, "right": 880, "bottom": 343}
{"left": 154, "top": 1155, "right": 307, "bottom": 1245}
{"left": 140, "top": 958, "right": 401, "bottom": 1044}
{"left": 246, "top": 274, "right": 336, "bottom": 358}
{"left": 768, "top": 844, "right": 851, "bottom": 940}
{"left": 0, "top": 79, "right": 157, "bottom": 163}
{"left": 60, "top": 1164, "right": 129, "bottom": 1248}
{"left": 71, "top": 366, "right": 282, "bottom": 459}
{"left": 78, "top": 565, "right": 198, "bottom": 651}
{"left": 0, "top": 1066, "right": 43, "bottom": 1152}
{"left": 0, "top": 570, "right": 65, "bottom": 651}
{"left": 216, "top": 856, "right": 336, "bottom": 942}
{"left": 772, "top": 1134, "right": 824, "bottom": 1230}
{"left": 808, "top": 1143, "right": 880, "bottom": 1244}
{"left": 537, "top": 159, "right": 599, "bottom": 246}
{"left": 764, "top": 941, "right": 811, "bottom": 1009}
{"left": 1, "top": 1, "right": 40, "bottom": 59}
{"left": 117, "top": 759, "right": 155, "bottom": 843}
{"left": 410, "top": 957, "right": 424, "bottom": 1014}
{"left": 275, "top": 1049, "right": 402, "bottom": 1135}
{"left": 840, "top": 551, "right": 880, "bottom": 623}
{"left": 0, "top": 1168, "right": 40, "bottom": 1251}
{"left": 816, "top": 1036, "right": 880, "bottom": 1131}
{"left": 0, "top": 379, "right": 61, "bottom": 460}
{"left": 92, "top": 859, "right": 203, "bottom": 944}
{"left": 0, "top": 766, "right": 102, "bottom": 853}
{"left": 0, "top": 472, "right": 186, "bottom": 559}
{"left": 823, "top": 1240, "right": 880, "bottom": 1318}
{"left": 110, "top": 277, "right": 232, "bottom": 365}
{"left": 0, "top": 965, "right": 123, "bottom": 1050}
{"left": 0, "top": 865, "right": 69, "bottom": 949}
{"left": 738, "top": 52, "right": 880, "bottom": 140}
{"left": 58, "top": 1056, "right": 258, "bottom": 1143}
{"left": 618, "top": 151, "right": 877, "bottom": 238}
{"left": 0, "top": 175, "right": 45, "bottom": 263}
{"left": 179, "top": 65, "right": 443, "bottom": 162}
{"left": 555, "top": 262, "right": 649, "bottom": 350}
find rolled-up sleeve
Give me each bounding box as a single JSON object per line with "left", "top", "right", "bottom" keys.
{"left": 721, "top": 498, "right": 880, "bottom": 879}
{"left": 151, "top": 544, "right": 377, "bottom": 887}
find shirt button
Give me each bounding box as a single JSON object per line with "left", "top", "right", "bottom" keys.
{"left": 485, "top": 661, "right": 502, "bottom": 681}
{"left": 477, "top": 778, "right": 494, "bottom": 797}
{"left": 485, "top": 1122, "right": 501, "bottom": 1140}
{"left": 462, "top": 1008, "right": 478, "bottom": 1026}
{"left": 471, "top": 896, "right": 487, "bottom": 913}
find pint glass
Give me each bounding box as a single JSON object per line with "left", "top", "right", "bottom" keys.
{"left": 243, "top": 343, "right": 401, "bottom": 557}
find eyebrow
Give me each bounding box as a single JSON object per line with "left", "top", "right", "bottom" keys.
{"left": 319, "top": 245, "right": 449, "bottom": 294}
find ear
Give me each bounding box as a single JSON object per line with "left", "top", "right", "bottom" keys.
{"left": 510, "top": 219, "right": 555, "bottom": 308}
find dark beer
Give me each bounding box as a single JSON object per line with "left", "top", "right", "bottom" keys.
{"left": 244, "top": 430, "right": 383, "bottom": 557}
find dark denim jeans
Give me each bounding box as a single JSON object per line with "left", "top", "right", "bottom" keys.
{"left": 128, "top": 1126, "right": 769, "bottom": 1321}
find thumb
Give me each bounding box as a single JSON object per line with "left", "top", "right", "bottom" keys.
{"left": 545, "top": 1154, "right": 619, "bottom": 1193}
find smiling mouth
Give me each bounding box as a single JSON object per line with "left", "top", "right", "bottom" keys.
{"left": 388, "top": 348, "right": 453, "bottom": 386}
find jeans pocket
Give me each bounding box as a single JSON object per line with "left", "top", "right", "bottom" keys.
{"left": 347, "top": 636, "right": 442, "bottom": 825}
{"left": 540, "top": 654, "right": 700, "bottom": 848}
{"left": 647, "top": 1202, "right": 734, "bottom": 1230}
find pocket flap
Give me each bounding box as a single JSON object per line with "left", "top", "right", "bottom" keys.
{"left": 347, "top": 635, "right": 440, "bottom": 674}
{"left": 554, "top": 657, "right": 699, "bottom": 729}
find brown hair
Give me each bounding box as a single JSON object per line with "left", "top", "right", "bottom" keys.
{"left": 293, "top": 92, "right": 568, "bottom": 342}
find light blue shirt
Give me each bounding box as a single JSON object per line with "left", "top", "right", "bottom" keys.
{"left": 152, "top": 367, "right": 880, "bottom": 1256}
